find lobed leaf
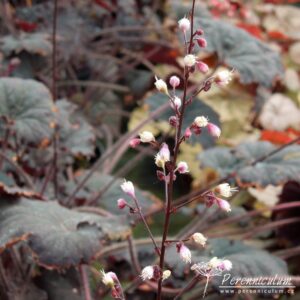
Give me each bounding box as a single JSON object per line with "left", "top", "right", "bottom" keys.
{"left": 0, "top": 77, "right": 54, "bottom": 145}
{"left": 198, "top": 141, "right": 300, "bottom": 187}
{"left": 0, "top": 33, "right": 52, "bottom": 56}
{"left": 194, "top": 17, "right": 283, "bottom": 87}
{"left": 0, "top": 197, "right": 131, "bottom": 269}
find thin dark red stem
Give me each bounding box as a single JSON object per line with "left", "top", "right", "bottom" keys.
{"left": 156, "top": 1, "right": 196, "bottom": 298}
{"left": 133, "top": 196, "right": 160, "bottom": 254}
{"left": 52, "top": 0, "right": 58, "bottom": 198}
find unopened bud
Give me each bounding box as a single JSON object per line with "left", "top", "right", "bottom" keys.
{"left": 196, "top": 61, "right": 209, "bottom": 74}
{"left": 169, "top": 75, "right": 180, "bottom": 88}
{"left": 117, "top": 198, "right": 127, "bottom": 209}
{"left": 169, "top": 116, "right": 178, "bottom": 127}
{"left": 129, "top": 138, "right": 140, "bottom": 148}
{"left": 207, "top": 122, "right": 221, "bottom": 138}
{"left": 196, "top": 38, "right": 207, "bottom": 48}
{"left": 184, "top": 127, "right": 192, "bottom": 139}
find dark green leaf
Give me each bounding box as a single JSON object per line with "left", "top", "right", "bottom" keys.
{"left": 194, "top": 17, "right": 283, "bottom": 87}
{"left": 0, "top": 198, "right": 130, "bottom": 268}
{"left": 198, "top": 141, "right": 300, "bottom": 187}
{"left": 69, "top": 172, "right": 162, "bottom": 215}
{"left": 56, "top": 99, "right": 95, "bottom": 158}
{"left": 0, "top": 33, "right": 52, "bottom": 56}
{"left": 0, "top": 77, "right": 54, "bottom": 145}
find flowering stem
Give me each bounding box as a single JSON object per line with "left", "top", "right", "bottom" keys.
{"left": 156, "top": 1, "right": 196, "bottom": 299}
{"left": 132, "top": 196, "right": 160, "bottom": 255}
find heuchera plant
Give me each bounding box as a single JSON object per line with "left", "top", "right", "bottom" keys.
{"left": 101, "top": 1, "right": 237, "bottom": 299}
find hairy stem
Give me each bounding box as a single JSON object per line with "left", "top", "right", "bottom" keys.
{"left": 156, "top": 1, "right": 196, "bottom": 298}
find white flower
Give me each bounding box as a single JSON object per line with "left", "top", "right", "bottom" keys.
{"left": 215, "top": 70, "right": 232, "bottom": 86}
{"left": 139, "top": 131, "right": 155, "bottom": 143}
{"left": 155, "top": 76, "right": 168, "bottom": 95}
{"left": 183, "top": 54, "right": 197, "bottom": 67}
{"left": 162, "top": 270, "right": 171, "bottom": 281}
{"left": 177, "top": 161, "right": 189, "bottom": 174}
{"left": 216, "top": 198, "right": 231, "bottom": 212}
{"left": 179, "top": 244, "right": 192, "bottom": 264}
{"left": 209, "top": 257, "right": 222, "bottom": 269}
{"left": 215, "top": 183, "right": 238, "bottom": 198}
{"left": 155, "top": 143, "right": 170, "bottom": 168}
{"left": 220, "top": 260, "right": 233, "bottom": 271}
{"left": 178, "top": 17, "right": 190, "bottom": 32}
{"left": 172, "top": 96, "right": 182, "bottom": 110}
{"left": 121, "top": 180, "right": 135, "bottom": 198}
{"left": 101, "top": 270, "right": 117, "bottom": 287}
{"left": 194, "top": 116, "right": 208, "bottom": 127}
{"left": 140, "top": 266, "right": 154, "bottom": 281}
{"left": 192, "top": 232, "right": 207, "bottom": 247}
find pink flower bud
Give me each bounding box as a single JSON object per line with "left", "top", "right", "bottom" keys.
{"left": 196, "top": 38, "right": 207, "bottom": 48}
{"left": 177, "top": 161, "right": 189, "bottom": 174}
{"left": 129, "top": 138, "right": 140, "bottom": 148}
{"left": 207, "top": 122, "right": 221, "bottom": 138}
{"left": 196, "top": 29, "right": 204, "bottom": 35}
{"left": 177, "top": 243, "right": 192, "bottom": 264}
{"left": 169, "top": 75, "right": 180, "bottom": 88}
{"left": 156, "top": 170, "right": 165, "bottom": 181}
{"left": 203, "top": 191, "right": 217, "bottom": 208}
{"left": 196, "top": 61, "right": 209, "bottom": 74}
{"left": 192, "top": 126, "right": 202, "bottom": 135}
{"left": 169, "top": 116, "right": 178, "bottom": 127}
{"left": 117, "top": 198, "right": 127, "bottom": 209}
{"left": 184, "top": 127, "right": 192, "bottom": 139}
{"left": 216, "top": 198, "right": 231, "bottom": 212}
{"left": 121, "top": 180, "right": 135, "bottom": 198}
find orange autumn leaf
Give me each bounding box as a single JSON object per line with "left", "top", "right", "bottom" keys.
{"left": 236, "top": 23, "right": 263, "bottom": 40}
{"left": 261, "top": 129, "right": 300, "bottom": 145}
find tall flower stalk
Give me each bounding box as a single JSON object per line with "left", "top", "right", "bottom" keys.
{"left": 108, "top": 1, "right": 236, "bottom": 299}
{"left": 156, "top": 1, "right": 197, "bottom": 298}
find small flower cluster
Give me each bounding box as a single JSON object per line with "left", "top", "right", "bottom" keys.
{"left": 140, "top": 265, "right": 171, "bottom": 282}
{"left": 191, "top": 256, "right": 233, "bottom": 277}
{"left": 190, "top": 116, "right": 221, "bottom": 138}
{"left": 203, "top": 183, "right": 238, "bottom": 213}
{"left": 139, "top": 231, "right": 207, "bottom": 282}
{"left": 130, "top": 131, "right": 156, "bottom": 149}
{"left": 100, "top": 270, "right": 124, "bottom": 299}
{"left": 191, "top": 257, "right": 233, "bottom": 298}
